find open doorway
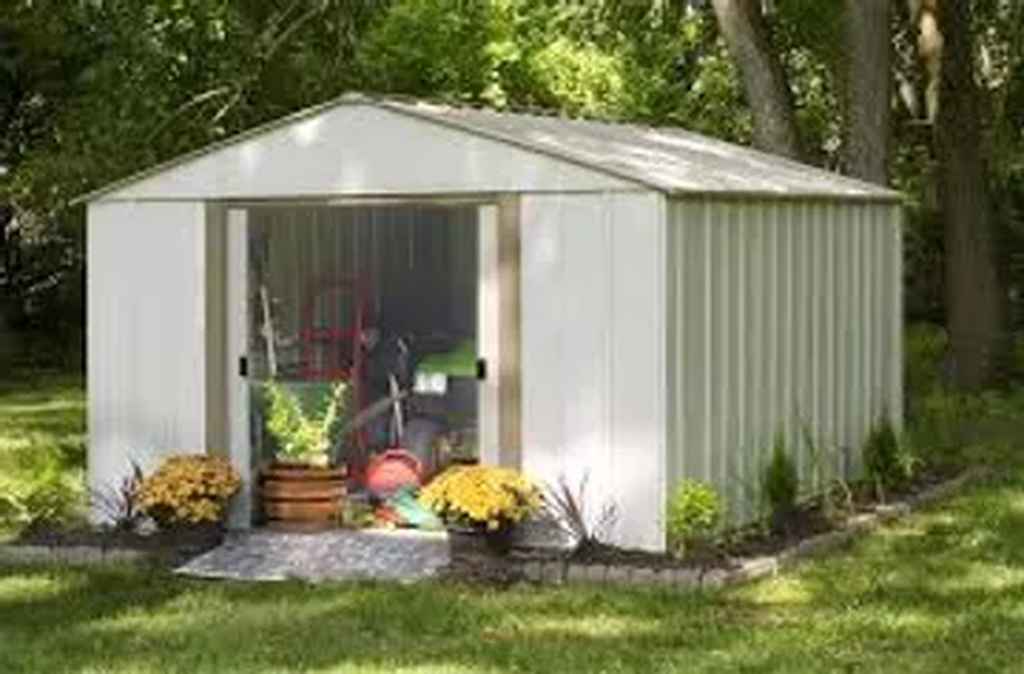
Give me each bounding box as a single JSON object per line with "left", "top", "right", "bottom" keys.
{"left": 227, "top": 202, "right": 499, "bottom": 527}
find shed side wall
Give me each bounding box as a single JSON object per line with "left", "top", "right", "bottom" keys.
{"left": 87, "top": 201, "right": 208, "bottom": 500}
{"left": 520, "top": 192, "right": 666, "bottom": 551}
{"left": 665, "top": 198, "right": 902, "bottom": 521}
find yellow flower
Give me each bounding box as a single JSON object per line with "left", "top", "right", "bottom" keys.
{"left": 419, "top": 466, "right": 540, "bottom": 528}
{"left": 137, "top": 454, "right": 241, "bottom": 529}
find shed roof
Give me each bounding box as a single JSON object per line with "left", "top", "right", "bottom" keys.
{"left": 80, "top": 93, "right": 901, "bottom": 204}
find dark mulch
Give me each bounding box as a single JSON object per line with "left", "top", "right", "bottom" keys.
{"left": 14, "top": 521, "right": 225, "bottom": 567}
{"left": 447, "top": 467, "right": 969, "bottom": 582}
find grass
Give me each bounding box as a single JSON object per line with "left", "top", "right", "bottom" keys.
{"left": 0, "top": 371, "right": 86, "bottom": 538}
{"left": 3, "top": 377, "right": 1024, "bottom": 672}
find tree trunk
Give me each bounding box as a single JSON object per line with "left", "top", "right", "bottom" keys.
{"left": 842, "top": 0, "right": 892, "bottom": 185}
{"left": 935, "top": 0, "right": 1006, "bottom": 390}
{"left": 711, "top": 0, "right": 803, "bottom": 160}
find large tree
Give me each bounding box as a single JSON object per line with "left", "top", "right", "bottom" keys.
{"left": 710, "top": 0, "right": 803, "bottom": 159}
{"left": 935, "top": 0, "right": 1006, "bottom": 389}
{"left": 841, "top": 0, "right": 892, "bottom": 185}
{"left": 711, "top": 0, "right": 1018, "bottom": 389}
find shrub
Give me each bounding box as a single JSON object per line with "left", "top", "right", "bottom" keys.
{"left": 864, "top": 414, "right": 915, "bottom": 498}
{"left": 419, "top": 465, "right": 541, "bottom": 531}
{"left": 0, "top": 441, "right": 85, "bottom": 532}
{"left": 908, "top": 387, "right": 1024, "bottom": 470}
{"left": 762, "top": 433, "right": 799, "bottom": 532}
{"left": 666, "top": 480, "right": 722, "bottom": 557}
{"left": 801, "top": 422, "right": 853, "bottom": 519}
{"left": 137, "top": 455, "right": 241, "bottom": 529}
{"left": 905, "top": 322, "right": 949, "bottom": 403}
{"left": 263, "top": 380, "right": 347, "bottom": 467}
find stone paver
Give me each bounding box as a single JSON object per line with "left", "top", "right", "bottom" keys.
{"left": 175, "top": 529, "right": 449, "bottom": 583}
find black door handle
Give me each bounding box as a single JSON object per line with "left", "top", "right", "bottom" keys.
{"left": 476, "top": 358, "right": 487, "bottom": 381}
{"left": 238, "top": 356, "right": 249, "bottom": 378}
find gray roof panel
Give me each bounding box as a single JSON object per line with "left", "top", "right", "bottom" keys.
{"left": 378, "top": 98, "right": 900, "bottom": 200}
{"left": 78, "top": 93, "right": 901, "bottom": 204}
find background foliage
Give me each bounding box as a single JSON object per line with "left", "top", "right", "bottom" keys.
{"left": 0, "top": 0, "right": 1021, "bottom": 391}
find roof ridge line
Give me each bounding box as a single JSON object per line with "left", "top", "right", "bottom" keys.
{"left": 368, "top": 97, "right": 664, "bottom": 192}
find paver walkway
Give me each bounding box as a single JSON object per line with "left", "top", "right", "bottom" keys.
{"left": 175, "top": 529, "right": 450, "bottom": 583}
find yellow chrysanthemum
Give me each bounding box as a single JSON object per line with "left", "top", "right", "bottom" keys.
{"left": 137, "top": 454, "right": 241, "bottom": 529}
{"left": 419, "top": 466, "right": 541, "bottom": 529}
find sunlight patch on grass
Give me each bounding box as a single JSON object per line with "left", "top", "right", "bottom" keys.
{"left": 0, "top": 569, "right": 78, "bottom": 605}
{"left": 933, "top": 561, "right": 1024, "bottom": 593}
{"left": 734, "top": 576, "right": 814, "bottom": 606}
{"left": 1004, "top": 493, "right": 1024, "bottom": 517}
{"left": 508, "top": 614, "right": 661, "bottom": 639}
{"left": 307, "top": 666, "right": 494, "bottom": 674}
{"left": 1, "top": 399, "right": 85, "bottom": 415}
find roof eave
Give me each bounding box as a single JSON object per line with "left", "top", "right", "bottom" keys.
{"left": 71, "top": 94, "right": 364, "bottom": 206}
{"left": 72, "top": 91, "right": 904, "bottom": 207}
{"left": 666, "top": 187, "right": 904, "bottom": 203}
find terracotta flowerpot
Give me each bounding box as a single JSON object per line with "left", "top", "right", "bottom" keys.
{"left": 364, "top": 449, "right": 424, "bottom": 498}
{"left": 260, "top": 463, "right": 347, "bottom": 530}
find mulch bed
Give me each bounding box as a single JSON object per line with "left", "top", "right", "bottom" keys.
{"left": 447, "top": 465, "right": 966, "bottom": 584}
{"left": 13, "top": 521, "right": 225, "bottom": 567}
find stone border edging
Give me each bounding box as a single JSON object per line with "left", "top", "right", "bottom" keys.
{"left": 0, "top": 469, "right": 984, "bottom": 578}
{"left": 0, "top": 543, "right": 148, "bottom": 567}
{"left": 514, "top": 468, "right": 985, "bottom": 590}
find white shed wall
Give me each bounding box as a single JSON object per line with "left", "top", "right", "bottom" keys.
{"left": 87, "top": 201, "right": 209, "bottom": 500}
{"left": 665, "top": 197, "right": 903, "bottom": 520}
{"left": 98, "top": 105, "right": 632, "bottom": 202}
{"left": 520, "top": 192, "right": 667, "bottom": 551}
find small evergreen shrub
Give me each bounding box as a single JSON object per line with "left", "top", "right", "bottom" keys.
{"left": 761, "top": 433, "right": 799, "bottom": 532}
{"left": 864, "top": 414, "right": 914, "bottom": 498}
{"left": 666, "top": 480, "right": 722, "bottom": 557}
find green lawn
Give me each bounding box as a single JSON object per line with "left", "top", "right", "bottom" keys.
{"left": 0, "top": 371, "right": 86, "bottom": 538}
{"left": 3, "top": 378, "right": 1024, "bottom": 672}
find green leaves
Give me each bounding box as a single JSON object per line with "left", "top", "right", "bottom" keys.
{"left": 762, "top": 432, "right": 799, "bottom": 531}
{"left": 263, "top": 380, "right": 348, "bottom": 466}
{"left": 666, "top": 479, "right": 722, "bottom": 557}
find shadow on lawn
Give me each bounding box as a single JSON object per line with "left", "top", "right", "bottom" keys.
{"left": 2, "top": 478, "right": 1024, "bottom": 673}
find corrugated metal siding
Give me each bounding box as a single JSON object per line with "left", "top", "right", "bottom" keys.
{"left": 520, "top": 192, "right": 666, "bottom": 551}
{"left": 665, "top": 197, "right": 902, "bottom": 521}
{"left": 87, "top": 201, "right": 208, "bottom": 500}
{"left": 245, "top": 205, "right": 478, "bottom": 378}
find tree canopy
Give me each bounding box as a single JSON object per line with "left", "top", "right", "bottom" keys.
{"left": 1, "top": 0, "right": 1022, "bottom": 385}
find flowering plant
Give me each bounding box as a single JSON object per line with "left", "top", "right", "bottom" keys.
{"left": 137, "top": 455, "right": 241, "bottom": 528}
{"left": 419, "top": 465, "right": 541, "bottom": 531}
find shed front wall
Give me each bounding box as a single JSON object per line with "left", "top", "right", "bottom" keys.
{"left": 520, "top": 192, "right": 667, "bottom": 551}
{"left": 97, "top": 104, "right": 633, "bottom": 202}
{"left": 665, "top": 197, "right": 903, "bottom": 521}
{"left": 87, "top": 201, "right": 210, "bottom": 499}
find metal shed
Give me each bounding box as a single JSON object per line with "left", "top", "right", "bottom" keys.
{"left": 82, "top": 93, "right": 902, "bottom": 551}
